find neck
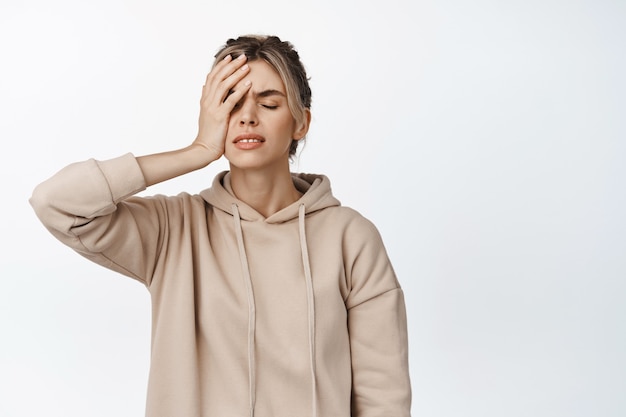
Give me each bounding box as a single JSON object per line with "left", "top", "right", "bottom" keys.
{"left": 229, "top": 164, "right": 302, "bottom": 218}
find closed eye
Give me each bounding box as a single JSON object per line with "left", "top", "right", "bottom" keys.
{"left": 261, "top": 104, "right": 278, "bottom": 109}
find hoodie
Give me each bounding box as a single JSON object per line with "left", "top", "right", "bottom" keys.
{"left": 30, "top": 153, "right": 411, "bottom": 417}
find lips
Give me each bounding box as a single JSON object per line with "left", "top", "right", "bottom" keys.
{"left": 233, "top": 133, "right": 265, "bottom": 143}
{"left": 233, "top": 133, "right": 266, "bottom": 151}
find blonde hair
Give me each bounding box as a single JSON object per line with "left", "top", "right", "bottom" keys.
{"left": 213, "top": 35, "right": 312, "bottom": 156}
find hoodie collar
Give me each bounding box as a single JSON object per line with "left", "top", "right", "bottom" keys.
{"left": 200, "top": 171, "right": 341, "bottom": 223}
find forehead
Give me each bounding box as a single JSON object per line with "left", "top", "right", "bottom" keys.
{"left": 241, "top": 60, "right": 286, "bottom": 94}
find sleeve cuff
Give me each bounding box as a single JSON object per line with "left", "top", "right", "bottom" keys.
{"left": 96, "top": 153, "right": 147, "bottom": 203}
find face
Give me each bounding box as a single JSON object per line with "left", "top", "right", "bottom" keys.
{"left": 224, "top": 60, "right": 309, "bottom": 172}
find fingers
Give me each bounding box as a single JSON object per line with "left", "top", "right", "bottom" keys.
{"left": 202, "top": 54, "right": 250, "bottom": 110}
{"left": 223, "top": 79, "right": 252, "bottom": 109}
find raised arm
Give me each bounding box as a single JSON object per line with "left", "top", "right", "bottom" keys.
{"left": 29, "top": 54, "right": 252, "bottom": 283}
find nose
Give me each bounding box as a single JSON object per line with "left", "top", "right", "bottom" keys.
{"left": 237, "top": 99, "right": 258, "bottom": 126}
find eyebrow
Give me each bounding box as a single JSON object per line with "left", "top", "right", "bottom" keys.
{"left": 254, "top": 89, "right": 286, "bottom": 98}
{"left": 226, "top": 88, "right": 286, "bottom": 100}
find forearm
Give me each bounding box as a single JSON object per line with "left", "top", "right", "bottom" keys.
{"left": 137, "top": 143, "right": 220, "bottom": 187}
{"left": 30, "top": 143, "right": 219, "bottom": 248}
{"left": 30, "top": 154, "right": 168, "bottom": 283}
{"left": 30, "top": 153, "right": 146, "bottom": 243}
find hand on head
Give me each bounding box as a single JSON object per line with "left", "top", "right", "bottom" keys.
{"left": 193, "top": 54, "right": 252, "bottom": 160}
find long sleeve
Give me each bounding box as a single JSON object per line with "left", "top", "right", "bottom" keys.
{"left": 29, "top": 153, "right": 160, "bottom": 285}
{"left": 345, "top": 218, "right": 412, "bottom": 417}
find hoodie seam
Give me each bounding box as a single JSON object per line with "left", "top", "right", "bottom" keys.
{"left": 347, "top": 286, "right": 402, "bottom": 310}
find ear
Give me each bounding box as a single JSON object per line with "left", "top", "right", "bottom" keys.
{"left": 292, "top": 109, "right": 311, "bottom": 140}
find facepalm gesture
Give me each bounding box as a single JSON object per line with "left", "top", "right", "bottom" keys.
{"left": 193, "top": 54, "right": 252, "bottom": 159}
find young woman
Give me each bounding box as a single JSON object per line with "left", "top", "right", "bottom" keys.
{"left": 30, "top": 35, "right": 411, "bottom": 417}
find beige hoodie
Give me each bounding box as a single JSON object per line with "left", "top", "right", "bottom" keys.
{"left": 30, "top": 153, "right": 411, "bottom": 417}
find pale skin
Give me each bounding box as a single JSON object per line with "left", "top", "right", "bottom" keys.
{"left": 136, "top": 53, "right": 311, "bottom": 218}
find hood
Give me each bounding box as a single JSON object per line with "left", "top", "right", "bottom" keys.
{"left": 200, "top": 171, "right": 341, "bottom": 222}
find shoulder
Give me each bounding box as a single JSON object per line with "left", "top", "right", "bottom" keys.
{"left": 318, "top": 205, "right": 384, "bottom": 244}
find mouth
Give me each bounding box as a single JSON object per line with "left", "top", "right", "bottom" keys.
{"left": 233, "top": 133, "right": 265, "bottom": 144}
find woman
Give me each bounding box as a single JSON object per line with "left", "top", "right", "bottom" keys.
{"left": 30, "top": 35, "right": 411, "bottom": 417}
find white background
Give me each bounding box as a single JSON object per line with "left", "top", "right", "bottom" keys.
{"left": 1, "top": 0, "right": 625, "bottom": 416}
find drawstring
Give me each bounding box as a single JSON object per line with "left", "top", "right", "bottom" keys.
{"left": 232, "top": 204, "right": 256, "bottom": 417}
{"left": 231, "top": 203, "right": 317, "bottom": 417}
{"left": 299, "top": 204, "right": 318, "bottom": 417}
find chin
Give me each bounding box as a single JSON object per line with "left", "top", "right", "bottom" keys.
{"left": 228, "top": 157, "right": 290, "bottom": 174}
{"left": 225, "top": 155, "right": 266, "bottom": 171}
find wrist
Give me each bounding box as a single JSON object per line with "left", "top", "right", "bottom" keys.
{"left": 190, "top": 142, "right": 222, "bottom": 166}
